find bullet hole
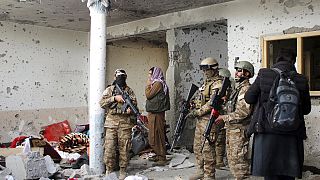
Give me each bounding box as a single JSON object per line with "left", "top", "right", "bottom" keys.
{"left": 6, "top": 87, "right": 11, "bottom": 94}
{"left": 13, "top": 86, "right": 19, "bottom": 91}
{"left": 0, "top": 39, "right": 4, "bottom": 42}
{"left": 200, "top": 27, "right": 206, "bottom": 32}
{"left": 14, "top": 114, "right": 19, "bottom": 118}
{"left": 32, "top": 39, "right": 40, "bottom": 44}
{"left": 35, "top": 82, "right": 41, "bottom": 87}
{"left": 308, "top": 5, "right": 314, "bottom": 12}
{"left": 240, "top": 26, "right": 244, "bottom": 31}
{"left": 22, "top": 28, "right": 26, "bottom": 32}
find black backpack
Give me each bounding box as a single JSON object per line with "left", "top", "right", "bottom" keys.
{"left": 267, "top": 68, "right": 301, "bottom": 132}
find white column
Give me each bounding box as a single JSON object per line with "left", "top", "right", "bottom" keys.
{"left": 88, "top": 6, "right": 107, "bottom": 175}
{"left": 166, "top": 29, "right": 178, "bottom": 143}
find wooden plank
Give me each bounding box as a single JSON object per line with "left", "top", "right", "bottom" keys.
{"left": 297, "top": 37, "right": 303, "bottom": 73}
{"left": 262, "top": 38, "right": 268, "bottom": 68}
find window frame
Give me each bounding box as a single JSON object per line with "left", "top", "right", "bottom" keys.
{"left": 261, "top": 31, "right": 320, "bottom": 96}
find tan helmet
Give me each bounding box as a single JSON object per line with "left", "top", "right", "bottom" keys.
{"left": 218, "top": 68, "right": 231, "bottom": 78}
{"left": 200, "top": 57, "right": 219, "bottom": 70}
{"left": 234, "top": 61, "right": 254, "bottom": 77}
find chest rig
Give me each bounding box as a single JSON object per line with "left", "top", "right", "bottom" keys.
{"left": 226, "top": 84, "right": 242, "bottom": 113}
{"left": 109, "top": 85, "right": 126, "bottom": 114}
{"left": 194, "top": 79, "right": 215, "bottom": 109}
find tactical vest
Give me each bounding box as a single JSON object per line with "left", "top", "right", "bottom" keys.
{"left": 226, "top": 87, "right": 241, "bottom": 113}
{"left": 226, "top": 81, "right": 251, "bottom": 125}
{"left": 146, "top": 89, "right": 170, "bottom": 113}
{"left": 195, "top": 79, "right": 215, "bottom": 109}
{"left": 109, "top": 85, "right": 127, "bottom": 115}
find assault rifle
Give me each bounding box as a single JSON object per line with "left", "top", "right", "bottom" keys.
{"left": 170, "top": 83, "right": 198, "bottom": 152}
{"left": 115, "top": 83, "right": 149, "bottom": 132}
{"left": 201, "top": 77, "right": 230, "bottom": 152}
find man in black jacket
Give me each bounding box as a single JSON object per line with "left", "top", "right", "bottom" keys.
{"left": 244, "top": 48, "right": 311, "bottom": 180}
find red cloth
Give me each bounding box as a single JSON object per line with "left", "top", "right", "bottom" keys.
{"left": 42, "top": 120, "right": 71, "bottom": 142}
{"left": 10, "top": 136, "right": 28, "bottom": 148}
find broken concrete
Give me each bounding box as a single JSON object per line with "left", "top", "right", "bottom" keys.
{"left": 6, "top": 152, "right": 49, "bottom": 179}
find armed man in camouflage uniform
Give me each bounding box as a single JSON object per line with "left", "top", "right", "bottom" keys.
{"left": 215, "top": 61, "right": 254, "bottom": 180}
{"left": 215, "top": 68, "right": 232, "bottom": 168}
{"left": 187, "top": 57, "right": 223, "bottom": 180}
{"left": 99, "top": 69, "right": 137, "bottom": 180}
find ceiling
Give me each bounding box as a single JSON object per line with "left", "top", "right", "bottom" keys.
{"left": 0, "top": 0, "right": 233, "bottom": 32}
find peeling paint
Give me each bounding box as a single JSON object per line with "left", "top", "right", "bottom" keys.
{"left": 283, "top": 25, "right": 320, "bottom": 34}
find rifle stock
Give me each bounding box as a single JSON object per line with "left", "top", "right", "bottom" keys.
{"left": 201, "top": 77, "right": 230, "bottom": 152}
{"left": 170, "top": 83, "right": 198, "bottom": 151}
{"left": 115, "top": 84, "right": 149, "bottom": 132}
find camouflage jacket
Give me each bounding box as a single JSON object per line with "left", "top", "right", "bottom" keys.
{"left": 193, "top": 75, "right": 223, "bottom": 118}
{"left": 99, "top": 85, "right": 137, "bottom": 127}
{"left": 223, "top": 79, "right": 252, "bottom": 126}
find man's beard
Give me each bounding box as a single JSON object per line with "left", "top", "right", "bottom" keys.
{"left": 235, "top": 76, "right": 246, "bottom": 83}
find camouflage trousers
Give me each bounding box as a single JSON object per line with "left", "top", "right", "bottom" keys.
{"left": 104, "top": 118, "right": 132, "bottom": 171}
{"left": 226, "top": 126, "right": 250, "bottom": 180}
{"left": 194, "top": 118, "right": 217, "bottom": 179}
{"left": 215, "top": 128, "right": 226, "bottom": 165}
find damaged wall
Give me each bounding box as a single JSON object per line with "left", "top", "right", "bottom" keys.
{"left": 166, "top": 23, "right": 228, "bottom": 147}
{"left": 106, "top": 39, "right": 169, "bottom": 113}
{"left": 108, "top": 0, "right": 320, "bottom": 167}
{"left": 0, "top": 21, "right": 89, "bottom": 142}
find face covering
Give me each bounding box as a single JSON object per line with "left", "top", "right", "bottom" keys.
{"left": 113, "top": 76, "right": 127, "bottom": 88}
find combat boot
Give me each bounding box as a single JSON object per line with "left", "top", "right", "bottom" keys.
{"left": 189, "top": 169, "right": 204, "bottom": 180}
{"left": 215, "top": 158, "right": 225, "bottom": 169}
{"left": 119, "top": 167, "right": 127, "bottom": 180}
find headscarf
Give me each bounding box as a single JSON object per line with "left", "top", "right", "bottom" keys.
{"left": 150, "top": 67, "right": 168, "bottom": 95}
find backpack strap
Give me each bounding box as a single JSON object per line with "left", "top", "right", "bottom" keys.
{"left": 269, "top": 68, "right": 281, "bottom": 102}
{"left": 271, "top": 68, "right": 282, "bottom": 74}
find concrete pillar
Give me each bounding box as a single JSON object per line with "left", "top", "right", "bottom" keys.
{"left": 165, "top": 29, "right": 197, "bottom": 149}
{"left": 165, "top": 29, "right": 179, "bottom": 144}
{"left": 87, "top": 2, "right": 108, "bottom": 175}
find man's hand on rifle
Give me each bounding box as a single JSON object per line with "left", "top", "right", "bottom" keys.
{"left": 114, "top": 95, "right": 124, "bottom": 103}
{"left": 126, "top": 107, "right": 132, "bottom": 114}
{"left": 215, "top": 115, "right": 225, "bottom": 125}
{"left": 186, "top": 110, "right": 198, "bottom": 119}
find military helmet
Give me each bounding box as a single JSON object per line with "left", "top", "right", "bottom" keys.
{"left": 218, "top": 68, "right": 231, "bottom": 78}
{"left": 200, "top": 57, "right": 219, "bottom": 70}
{"left": 234, "top": 61, "right": 254, "bottom": 77}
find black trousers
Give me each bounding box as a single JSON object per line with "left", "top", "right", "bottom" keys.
{"left": 264, "top": 175, "right": 294, "bottom": 180}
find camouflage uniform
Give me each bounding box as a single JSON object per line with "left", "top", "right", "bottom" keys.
{"left": 99, "top": 85, "right": 136, "bottom": 172}
{"left": 222, "top": 79, "right": 252, "bottom": 180}
{"left": 215, "top": 120, "right": 226, "bottom": 167}
{"left": 192, "top": 76, "right": 223, "bottom": 179}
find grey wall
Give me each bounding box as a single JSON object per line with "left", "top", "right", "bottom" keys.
{"left": 0, "top": 21, "right": 89, "bottom": 142}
